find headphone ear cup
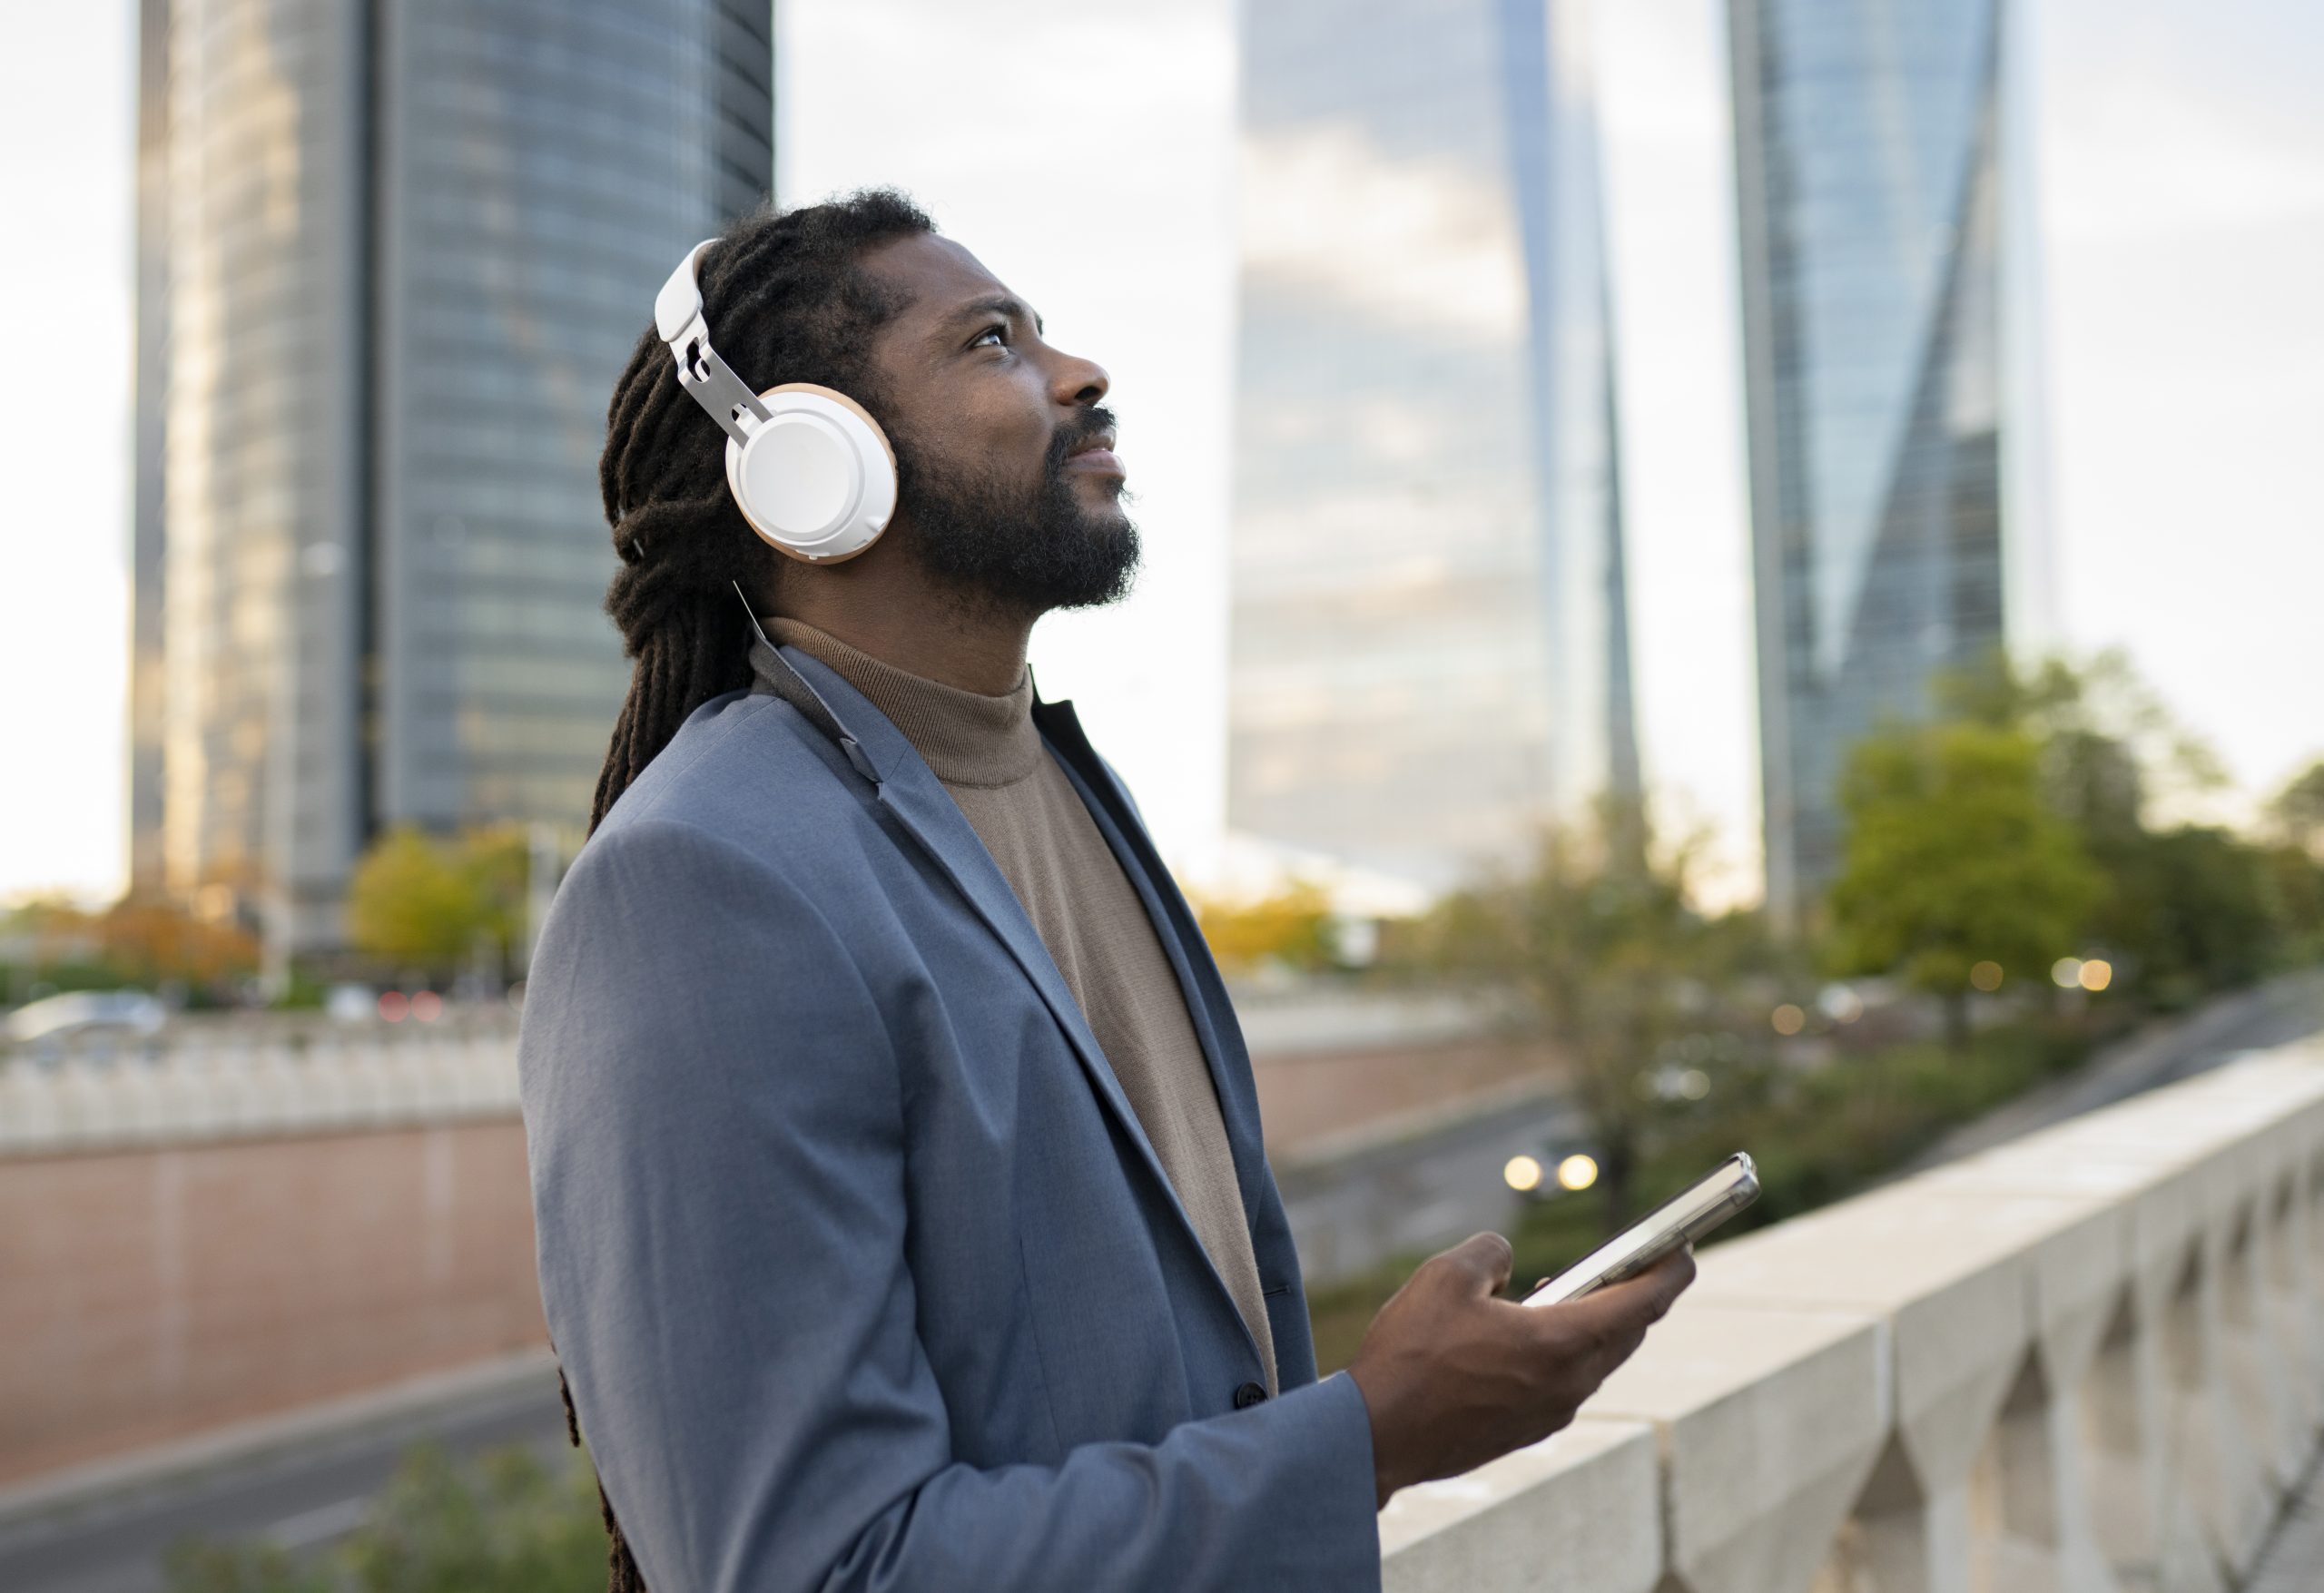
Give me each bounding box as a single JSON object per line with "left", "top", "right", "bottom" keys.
{"left": 724, "top": 383, "right": 898, "bottom": 564}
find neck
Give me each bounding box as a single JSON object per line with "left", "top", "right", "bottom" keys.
{"left": 771, "top": 550, "right": 1032, "bottom": 696}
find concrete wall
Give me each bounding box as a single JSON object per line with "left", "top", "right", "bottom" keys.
{"left": 1379, "top": 1039, "right": 2324, "bottom": 1593}
{"left": 0, "top": 1121, "right": 543, "bottom": 1487}
{"left": 0, "top": 1005, "right": 1553, "bottom": 1488}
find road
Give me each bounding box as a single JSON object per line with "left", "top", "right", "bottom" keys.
{"left": 1905, "top": 965, "right": 2324, "bottom": 1174}
{"left": 1275, "top": 1079, "right": 1584, "bottom": 1287}
{"left": 0, "top": 1362, "right": 572, "bottom": 1593}
{"left": 6, "top": 969, "right": 2319, "bottom": 1593}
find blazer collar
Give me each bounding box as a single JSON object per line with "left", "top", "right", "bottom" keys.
{"left": 752, "top": 642, "right": 1266, "bottom": 1372}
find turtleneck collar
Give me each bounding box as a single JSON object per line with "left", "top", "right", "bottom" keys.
{"left": 764, "top": 617, "right": 1044, "bottom": 789}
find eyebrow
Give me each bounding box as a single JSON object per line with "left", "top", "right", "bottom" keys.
{"left": 942, "top": 293, "right": 1043, "bottom": 338}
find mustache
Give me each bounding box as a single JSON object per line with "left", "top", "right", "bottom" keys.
{"left": 1045, "top": 406, "right": 1119, "bottom": 474}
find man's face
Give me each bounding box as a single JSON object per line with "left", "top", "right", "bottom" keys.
{"left": 853, "top": 232, "right": 1137, "bottom": 617}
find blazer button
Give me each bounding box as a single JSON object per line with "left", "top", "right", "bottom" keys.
{"left": 1233, "top": 1382, "right": 1268, "bottom": 1409}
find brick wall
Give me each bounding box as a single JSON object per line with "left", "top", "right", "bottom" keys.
{"left": 0, "top": 1119, "right": 545, "bottom": 1487}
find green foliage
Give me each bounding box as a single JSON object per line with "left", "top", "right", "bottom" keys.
{"left": 2270, "top": 758, "right": 2324, "bottom": 854}
{"left": 1416, "top": 799, "right": 1772, "bottom": 1224}
{"left": 1995, "top": 655, "right": 2293, "bottom": 1002}
{"left": 346, "top": 831, "right": 483, "bottom": 974}
{"left": 344, "top": 828, "right": 529, "bottom": 980}
{"left": 1316, "top": 651, "right": 2320, "bottom": 1374}
{"left": 164, "top": 1443, "right": 607, "bottom": 1593}
{"left": 2106, "top": 825, "right": 2280, "bottom": 1007}
{"left": 1827, "top": 719, "right": 2099, "bottom": 1015}
{"left": 2265, "top": 841, "right": 2324, "bottom": 962}
{"left": 1304, "top": 1014, "right": 2097, "bottom": 1374}
{"left": 1829, "top": 650, "right": 2323, "bottom": 1015}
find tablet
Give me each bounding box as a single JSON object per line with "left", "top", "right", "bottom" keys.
{"left": 1520, "top": 1152, "right": 1758, "bottom": 1307}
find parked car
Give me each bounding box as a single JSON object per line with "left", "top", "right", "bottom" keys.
{"left": 4, "top": 989, "right": 169, "bottom": 1047}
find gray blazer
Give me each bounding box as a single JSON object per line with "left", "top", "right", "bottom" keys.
{"left": 519, "top": 642, "right": 1380, "bottom": 1592}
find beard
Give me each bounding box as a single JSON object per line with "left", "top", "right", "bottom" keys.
{"left": 887, "top": 406, "right": 1140, "bottom": 617}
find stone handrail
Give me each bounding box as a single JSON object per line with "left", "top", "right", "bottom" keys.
{"left": 1380, "top": 1038, "right": 2324, "bottom": 1592}
{"left": 0, "top": 1027, "right": 520, "bottom": 1155}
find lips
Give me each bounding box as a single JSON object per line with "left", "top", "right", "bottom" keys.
{"left": 1063, "top": 430, "right": 1122, "bottom": 474}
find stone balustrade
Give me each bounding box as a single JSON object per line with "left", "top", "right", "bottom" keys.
{"left": 0, "top": 1025, "right": 521, "bottom": 1154}
{"left": 1380, "top": 1039, "right": 2324, "bottom": 1593}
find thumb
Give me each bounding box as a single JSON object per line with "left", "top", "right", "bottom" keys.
{"left": 1437, "top": 1232, "right": 1514, "bottom": 1298}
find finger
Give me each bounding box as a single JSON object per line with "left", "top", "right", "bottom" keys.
{"left": 1545, "top": 1247, "right": 1695, "bottom": 1340}
{"left": 1590, "top": 1246, "right": 1697, "bottom": 1322}
{"left": 1634, "top": 1245, "right": 1698, "bottom": 1310}
{"left": 1437, "top": 1232, "right": 1515, "bottom": 1297}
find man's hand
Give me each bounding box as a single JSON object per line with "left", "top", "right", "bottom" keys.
{"left": 1345, "top": 1232, "right": 1696, "bottom": 1509}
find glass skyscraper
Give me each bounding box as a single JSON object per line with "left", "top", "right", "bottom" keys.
{"left": 1728, "top": 0, "right": 2051, "bottom": 927}
{"left": 1229, "top": 0, "right": 1639, "bottom": 895}
{"left": 131, "top": 0, "right": 772, "bottom": 957}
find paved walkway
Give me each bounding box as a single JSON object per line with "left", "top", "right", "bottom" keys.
{"left": 2247, "top": 1438, "right": 2324, "bottom": 1591}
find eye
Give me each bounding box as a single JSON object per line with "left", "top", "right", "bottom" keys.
{"left": 970, "top": 323, "right": 1008, "bottom": 350}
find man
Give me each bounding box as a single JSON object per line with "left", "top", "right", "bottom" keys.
{"left": 520, "top": 190, "right": 1693, "bottom": 1593}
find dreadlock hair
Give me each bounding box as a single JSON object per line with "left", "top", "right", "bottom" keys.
{"left": 563, "top": 188, "right": 934, "bottom": 1593}
{"left": 590, "top": 187, "right": 935, "bottom": 831}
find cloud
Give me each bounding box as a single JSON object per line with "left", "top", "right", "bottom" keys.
{"left": 1238, "top": 125, "right": 1529, "bottom": 343}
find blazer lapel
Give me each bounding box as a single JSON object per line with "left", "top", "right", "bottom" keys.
{"left": 1033, "top": 699, "right": 1274, "bottom": 1226}
{"left": 766, "top": 648, "right": 1206, "bottom": 1262}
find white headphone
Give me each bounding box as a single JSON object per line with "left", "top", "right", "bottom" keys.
{"left": 653, "top": 239, "right": 898, "bottom": 564}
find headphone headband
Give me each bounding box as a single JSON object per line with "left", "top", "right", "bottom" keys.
{"left": 656, "top": 240, "right": 771, "bottom": 447}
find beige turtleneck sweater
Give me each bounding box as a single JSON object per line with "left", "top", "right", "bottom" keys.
{"left": 768, "top": 619, "right": 1277, "bottom": 1392}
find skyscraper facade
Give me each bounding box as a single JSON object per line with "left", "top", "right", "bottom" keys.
{"left": 1728, "top": 0, "right": 2051, "bottom": 927}
{"left": 132, "top": 0, "right": 772, "bottom": 956}
{"left": 1229, "top": 0, "right": 1639, "bottom": 895}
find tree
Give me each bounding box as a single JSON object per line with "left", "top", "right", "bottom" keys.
{"left": 345, "top": 827, "right": 535, "bottom": 982}
{"left": 1189, "top": 880, "right": 1338, "bottom": 977}
{"left": 2110, "top": 825, "right": 2279, "bottom": 1005}
{"left": 1420, "top": 799, "right": 1749, "bottom": 1228}
{"left": 456, "top": 824, "right": 532, "bottom": 967}
{"left": 346, "top": 830, "right": 490, "bottom": 978}
{"left": 1826, "top": 721, "right": 2098, "bottom": 1049}
{"left": 1911, "top": 649, "right": 2307, "bottom": 1008}
{"left": 94, "top": 900, "right": 259, "bottom": 991}
{"left": 2263, "top": 840, "right": 2324, "bottom": 963}
{"left": 2271, "top": 758, "right": 2324, "bottom": 858}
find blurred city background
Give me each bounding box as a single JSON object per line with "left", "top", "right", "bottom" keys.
{"left": 1, "top": 0, "right": 2320, "bottom": 1589}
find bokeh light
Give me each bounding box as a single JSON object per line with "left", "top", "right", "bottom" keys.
{"left": 1503, "top": 1155, "right": 1543, "bottom": 1193}
{"left": 1970, "top": 961, "right": 2004, "bottom": 992}
{"left": 2052, "top": 957, "right": 2083, "bottom": 988}
{"left": 1818, "top": 984, "right": 1864, "bottom": 1024}
{"left": 1556, "top": 1154, "right": 1600, "bottom": 1192}
{"left": 378, "top": 990, "right": 409, "bottom": 1023}
{"left": 1771, "top": 1003, "right": 1806, "bottom": 1036}
{"left": 2078, "top": 958, "right": 2113, "bottom": 992}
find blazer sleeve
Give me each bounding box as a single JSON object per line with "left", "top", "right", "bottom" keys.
{"left": 519, "top": 816, "right": 1382, "bottom": 1593}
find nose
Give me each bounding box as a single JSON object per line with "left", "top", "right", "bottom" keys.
{"left": 1050, "top": 350, "right": 1108, "bottom": 408}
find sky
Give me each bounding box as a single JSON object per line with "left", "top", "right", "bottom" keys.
{"left": 1, "top": 0, "right": 2319, "bottom": 909}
